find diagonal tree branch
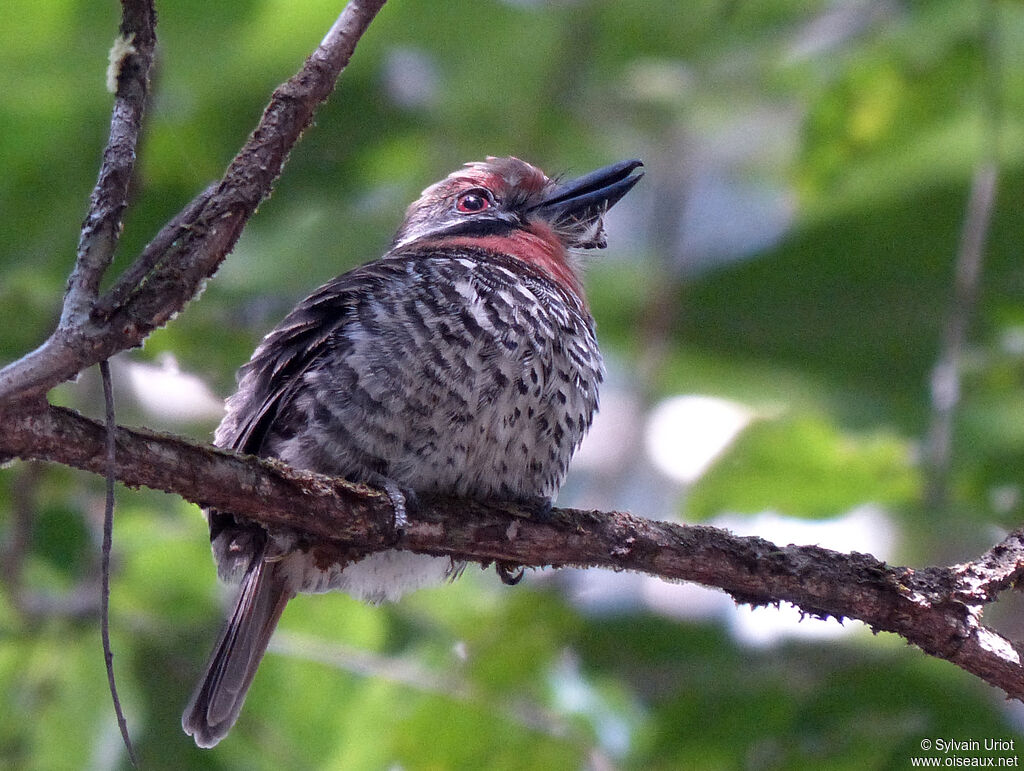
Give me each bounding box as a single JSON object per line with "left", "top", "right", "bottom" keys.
{"left": 1, "top": 403, "right": 1022, "bottom": 703}
{"left": 93, "top": 0, "right": 390, "bottom": 336}
{"left": 0, "top": 0, "right": 159, "bottom": 414}
{"left": 0, "top": 0, "right": 389, "bottom": 405}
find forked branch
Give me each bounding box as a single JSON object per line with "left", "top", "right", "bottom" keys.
{"left": 0, "top": 0, "right": 389, "bottom": 405}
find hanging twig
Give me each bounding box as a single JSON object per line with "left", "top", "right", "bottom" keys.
{"left": 99, "top": 360, "right": 138, "bottom": 766}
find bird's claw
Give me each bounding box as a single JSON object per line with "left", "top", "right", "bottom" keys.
{"left": 528, "top": 497, "right": 554, "bottom": 522}
{"left": 496, "top": 562, "right": 525, "bottom": 585}
{"left": 380, "top": 479, "right": 414, "bottom": 541}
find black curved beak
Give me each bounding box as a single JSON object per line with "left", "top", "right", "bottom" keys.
{"left": 530, "top": 159, "right": 644, "bottom": 248}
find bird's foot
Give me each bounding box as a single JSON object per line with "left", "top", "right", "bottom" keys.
{"left": 378, "top": 479, "right": 417, "bottom": 543}
{"left": 524, "top": 497, "right": 554, "bottom": 522}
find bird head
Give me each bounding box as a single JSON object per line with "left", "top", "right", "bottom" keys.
{"left": 390, "top": 156, "right": 643, "bottom": 297}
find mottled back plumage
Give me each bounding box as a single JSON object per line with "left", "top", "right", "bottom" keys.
{"left": 183, "top": 156, "right": 642, "bottom": 748}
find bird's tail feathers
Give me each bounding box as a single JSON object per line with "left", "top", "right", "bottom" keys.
{"left": 182, "top": 555, "right": 292, "bottom": 748}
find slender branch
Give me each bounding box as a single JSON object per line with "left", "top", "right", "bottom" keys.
{"left": 0, "top": 403, "right": 1022, "bottom": 702}
{"left": 0, "top": 0, "right": 388, "bottom": 405}
{"left": 96, "top": 0, "right": 389, "bottom": 334}
{"left": 60, "top": 0, "right": 157, "bottom": 329}
{"left": 92, "top": 183, "right": 218, "bottom": 320}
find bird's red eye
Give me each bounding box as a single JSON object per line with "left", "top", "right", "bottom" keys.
{"left": 456, "top": 190, "right": 491, "bottom": 213}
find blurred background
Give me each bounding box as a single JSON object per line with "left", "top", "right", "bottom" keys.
{"left": 2, "top": 0, "right": 1024, "bottom": 768}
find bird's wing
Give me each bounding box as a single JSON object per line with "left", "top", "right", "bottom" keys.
{"left": 216, "top": 270, "right": 369, "bottom": 456}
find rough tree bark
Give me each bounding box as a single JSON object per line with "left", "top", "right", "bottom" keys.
{"left": 1, "top": 0, "right": 1022, "bottom": 713}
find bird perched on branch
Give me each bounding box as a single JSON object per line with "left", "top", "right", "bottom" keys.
{"left": 182, "top": 156, "right": 643, "bottom": 747}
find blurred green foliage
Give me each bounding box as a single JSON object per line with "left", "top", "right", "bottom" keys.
{"left": 3, "top": 0, "right": 1024, "bottom": 768}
